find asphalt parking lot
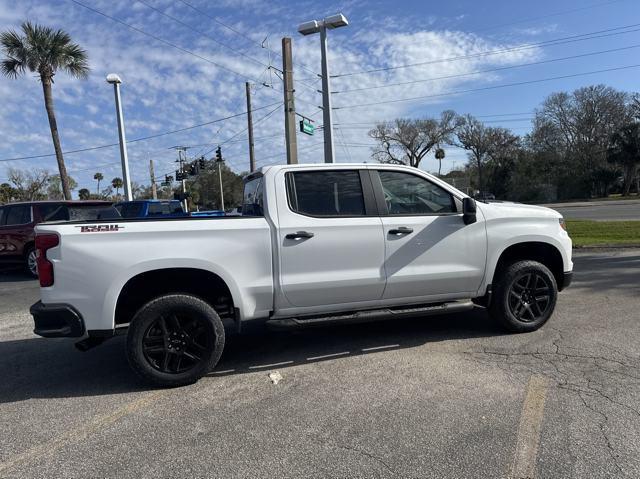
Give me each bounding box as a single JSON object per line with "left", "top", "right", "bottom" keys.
{"left": 1, "top": 250, "right": 639, "bottom": 478}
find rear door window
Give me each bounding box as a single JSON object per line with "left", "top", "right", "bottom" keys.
{"left": 40, "top": 203, "right": 68, "bottom": 221}
{"left": 286, "top": 170, "right": 366, "bottom": 217}
{"left": 5, "top": 205, "right": 32, "bottom": 225}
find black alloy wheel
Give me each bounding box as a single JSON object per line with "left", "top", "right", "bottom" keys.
{"left": 507, "top": 272, "right": 553, "bottom": 323}
{"left": 142, "top": 313, "right": 211, "bottom": 374}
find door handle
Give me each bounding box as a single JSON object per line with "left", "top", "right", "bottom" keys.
{"left": 388, "top": 227, "right": 413, "bottom": 235}
{"left": 285, "top": 231, "right": 314, "bottom": 240}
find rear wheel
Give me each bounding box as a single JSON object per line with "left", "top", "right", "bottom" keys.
{"left": 25, "top": 246, "right": 38, "bottom": 278}
{"left": 489, "top": 260, "right": 558, "bottom": 333}
{"left": 126, "top": 294, "right": 225, "bottom": 387}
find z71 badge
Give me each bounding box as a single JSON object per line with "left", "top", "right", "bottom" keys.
{"left": 76, "top": 224, "right": 124, "bottom": 233}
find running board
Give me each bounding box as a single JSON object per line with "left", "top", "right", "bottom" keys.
{"left": 266, "top": 300, "right": 475, "bottom": 330}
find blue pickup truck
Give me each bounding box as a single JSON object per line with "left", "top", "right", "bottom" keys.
{"left": 114, "top": 200, "right": 187, "bottom": 218}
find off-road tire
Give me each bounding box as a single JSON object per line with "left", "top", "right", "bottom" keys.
{"left": 489, "top": 260, "right": 558, "bottom": 333}
{"left": 126, "top": 294, "right": 225, "bottom": 387}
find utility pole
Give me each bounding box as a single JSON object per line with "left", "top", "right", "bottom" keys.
{"left": 149, "top": 158, "right": 157, "bottom": 200}
{"left": 106, "top": 73, "right": 133, "bottom": 199}
{"left": 245, "top": 82, "right": 256, "bottom": 172}
{"left": 282, "top": 37, "right": 298, "bottom": 164}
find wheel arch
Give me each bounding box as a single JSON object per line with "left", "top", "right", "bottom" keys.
{"left": 490, "top": 241, "right": 567, "bottom": 292}
{"left": 114, "top": 267, "right": 238, "bottom": 328}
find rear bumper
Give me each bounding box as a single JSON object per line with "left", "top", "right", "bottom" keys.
{"left": 560, "top": 271, "right": 573, "bottom": 291}
{"left": 30, "top": 301, "right": 85, "bottom": 338}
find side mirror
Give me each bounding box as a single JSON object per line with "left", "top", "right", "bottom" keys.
{"left": 462, "top": 197, "right": 477, "bottom": 225}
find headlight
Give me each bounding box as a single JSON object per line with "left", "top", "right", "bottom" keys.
{"left": 559, "top": 218, "right": 567, "bottom": 231}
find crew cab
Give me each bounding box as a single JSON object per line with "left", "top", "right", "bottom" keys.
{"left": 30, "top": 164, "right": 573, "bottom": 386}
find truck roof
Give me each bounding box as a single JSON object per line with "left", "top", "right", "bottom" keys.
{"left": 1, "top": 200, "right": 112, "bottom": 206}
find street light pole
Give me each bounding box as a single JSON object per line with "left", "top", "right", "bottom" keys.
{"left": 106, "top": 73, "right": 133, "bottom": 201}
{"left": 319, "top": 26, "right": 334, "bottom": 164}
{"left": 298, "top": 13, "right": 348, "bottom": 164}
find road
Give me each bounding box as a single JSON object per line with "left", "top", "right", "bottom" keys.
{"left": 1, "top": 251, "right": 639, "bottom": 478}
{"left": 541, "top": 199, "right": 640, "bottom": 221}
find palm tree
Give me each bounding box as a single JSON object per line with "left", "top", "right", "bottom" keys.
{"left": 1, "top": 22, "right": 89, "bottom": 200}
{"left": 111, "top": 177, "right": 123, "bottom": 198}
{"left": 94, "top": 172, "right": 103, "bottom": 195}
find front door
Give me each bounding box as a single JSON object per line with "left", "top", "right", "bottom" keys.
{"left": 276, "top": 168, "right": 386, "bottom": 308}
{"left": 373, "top": 169, "right": 487, "bottom": 301}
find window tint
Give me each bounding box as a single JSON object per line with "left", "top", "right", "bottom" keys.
{"left": 287, "top": 170, "right": 366, "bottom": 217}
{"left": 0, "top": 207, "right": 5, "bottom": 225}
{"left": 147, "top": 203, "right": 166, "bottom": 216}
{"left": 378, "top": 171, "right": 455, "bottom": 215}
{"left": 43, "top": 205, "right": 69, "bottom": 221}
{"left": 68, "top": 206, "right": 120, "bottom": 220}
{"left": 119, "top": 203, "right": 144, "bottom": 218}
{"left": 5, "top": 205, "right": 31, "bottom": 225}
{"left": 242, "top": 177, "right": 264, "bottom": 217}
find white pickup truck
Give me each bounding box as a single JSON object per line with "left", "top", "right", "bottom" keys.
{"left": 30, "top": 163, "right": 573, "bottom": 386}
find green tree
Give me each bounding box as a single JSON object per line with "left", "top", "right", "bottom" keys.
{"left": 607, "top": 123, "right": 640, "bottom": 196}
{"left": 47, "top": 174, "right": 77, "bottom": 199}
{"left": 78, "top": 188, "right": 91, "bottom": 200}
{"left": 111, "top": 177, "right": 123, "bottom": 197}
{"left": 93, "top": 172, "right": 103, "bottom": 195}
{"left": 1, "top": 22, "right": 89, "bottom": 200}
{"left": 0, "top": 182, "right": 17, "bottom": 204}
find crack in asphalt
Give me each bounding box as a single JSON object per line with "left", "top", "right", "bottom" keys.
{"left": 463, "top": 327, "right": 640, "bottom": 476}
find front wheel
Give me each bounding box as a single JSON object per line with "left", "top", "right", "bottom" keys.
{"left": 126, "top": 294, "right": 225, "bottom": 387}
{"left": 489, "top": 260, "right": 558, "bottom": 333}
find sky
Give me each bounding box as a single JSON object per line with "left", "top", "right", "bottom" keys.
{"left": 0, "top": 0, "right": 639, "bottom": 194}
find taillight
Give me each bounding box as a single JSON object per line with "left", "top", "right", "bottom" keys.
{"left": 35, "top": 233, "right": 59, "bottom": 287}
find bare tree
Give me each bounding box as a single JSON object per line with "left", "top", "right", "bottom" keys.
{"left": 533, "top": 84, "right": 631, "bottom": 196}
{"left": 7, "top": 168, "right": 50, "bottom": 201}
{"left": 369, "top": 110, "right": 461, "bottom": 168}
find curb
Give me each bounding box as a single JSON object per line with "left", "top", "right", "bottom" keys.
{"left": 573, "top": 244, "right": 640, "bottom": 251}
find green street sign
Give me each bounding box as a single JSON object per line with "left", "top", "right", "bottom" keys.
{"left": 299, "top": 119, "right": 315, "bottom": 136}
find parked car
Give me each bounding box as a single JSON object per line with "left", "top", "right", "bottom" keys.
{"left": 30, "top": 164, "right": 573, "bottom": 386}
{"left": 0, "top": 201, "right": 118, "bottom": 276}
{"left": 190, "top": 210, "right": 225, "bottom": 217}
{"left": 114, "top": 200, "right": 187, "bottom": 218}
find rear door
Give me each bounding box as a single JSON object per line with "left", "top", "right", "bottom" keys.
{"left": 372, "top": 169, "right": 487, "bottom": 300}
{"left": 275, "top": 168, "right": 386, "bottom": 308}
{"left": 0, "top": 205, "right": 33, "bottom": 257}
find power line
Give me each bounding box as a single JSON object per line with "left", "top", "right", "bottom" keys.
{"left": 201, "top": 103, "right": 282, "bottom": 157}
{"left": 176, "top": 0, "right": 321, "bottom": 78}
{"left": 334, "top": 43, "right": 640, "bottom": 93}
{"left": 70, "top": 0, "right": 263, "bottom": 83}
{"left": 0, "top": 102, "right": 281, "bottom": 162}
{"left": 334, "top": 63, "right": 640, "bottom": 110}
{"left": 474, "top": 0, "right": 628, "bottom": 34}
{"left": 136, "top": 0, "right": 271, "bottom": 70}
{"left": 331, "top": 22, "right": 640, "bottom": 78}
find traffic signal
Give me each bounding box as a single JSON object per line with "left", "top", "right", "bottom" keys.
{"left": 215, "top": 146, "right": 222, "bottom": 162}
{"left": 175, "top": 170, "right": 187, "bottom": 181}
{"left": 189, "top": 163, "right": 197, "bottom": 176}
{"left": 198, "top": 157, "right": 206, "bottom": 169}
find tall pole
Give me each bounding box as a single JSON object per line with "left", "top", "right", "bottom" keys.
{"left": 282, "top": 37, "right": 298, "bottom": 164}
{"left": 217, "top": 160, "right": 225, "bottom": 211}
{"left": 319, "top": 27, "right": 335, "bottom": 163}
{"left": 112, "top": 82, "right": 133, "bottom": 200}
{"left": 149, "top": 158, "right": 157, "bottom": 200}
{"left": 245, "top": 82, "right": 256, "bottom": 172}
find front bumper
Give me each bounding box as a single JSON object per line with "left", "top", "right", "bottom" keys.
{"left": 30, "top": 301, "right": 85, "bottom": 338}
